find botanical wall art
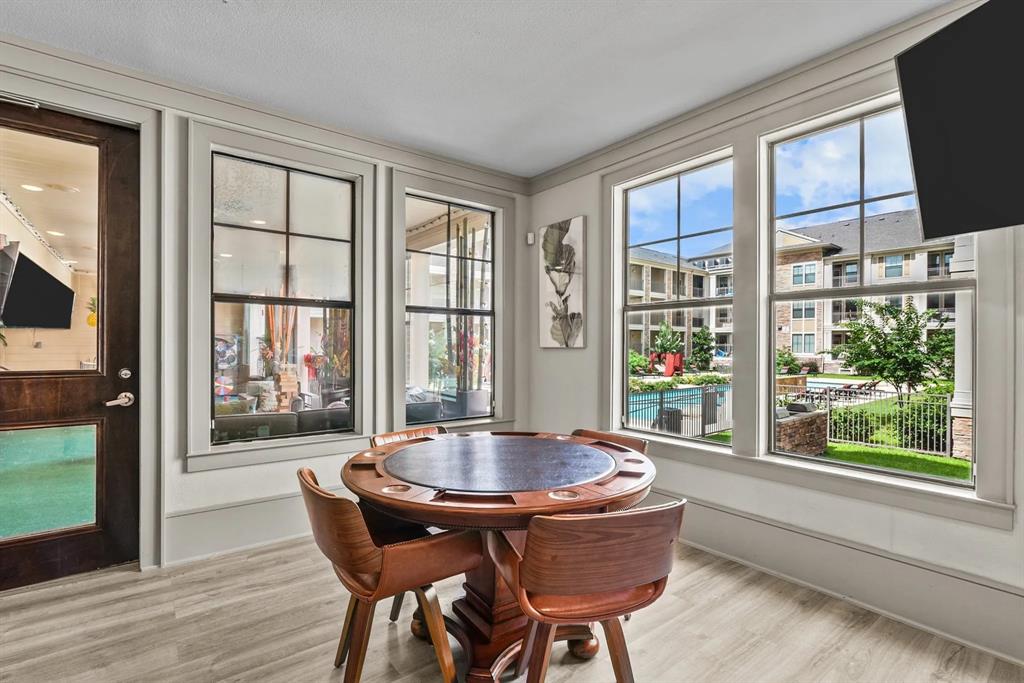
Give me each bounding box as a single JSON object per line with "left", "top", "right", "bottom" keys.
{"left": 538, "top": 215, "right": 585, "bottom": 348}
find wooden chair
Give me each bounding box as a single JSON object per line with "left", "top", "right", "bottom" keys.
{"left": 370, "top": 424, "right": 447, "bottom": 447}
{"left": 487, "top": 501, "right": 685, "bottom": 683}
{"left": 368, "top": 425, "right": 447, "bottom": 620}
{"left": 298, "top": 468, "right": 481, "bottom": 682}
{"left": 570, "top": 428, "right": 648, "bottom": 455}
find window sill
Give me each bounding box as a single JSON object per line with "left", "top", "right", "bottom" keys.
{"left": 186, "top": 431, "right": 373, "bottom": 472}
{"left": 617, "top": 428, "right": 1015, "bottom": 530}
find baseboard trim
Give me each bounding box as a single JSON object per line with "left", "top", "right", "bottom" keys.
{"left": 680, "top": 501, "right": 1024, "bottom": 666}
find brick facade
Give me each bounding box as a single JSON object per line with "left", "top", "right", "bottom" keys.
{"left": 951, "top": 416, "right": 973, "bottom": 461}
{"left": 775, "top": 410, "right": 828, "bottom": 456}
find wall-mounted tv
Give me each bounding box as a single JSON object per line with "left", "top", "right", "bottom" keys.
{"left": 0, "top": 244, "right": 75, "bottom": 329}
{"left": 896, "top": 0, "right": 1023, "bottom": 239}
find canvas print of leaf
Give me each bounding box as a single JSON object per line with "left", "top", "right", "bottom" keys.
{"left": 539, "top": 216, "right": 585, "bottom": 348}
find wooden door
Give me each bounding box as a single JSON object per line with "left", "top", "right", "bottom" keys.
{"left": 0, "top": 101, "right": 140, "bottom": 590}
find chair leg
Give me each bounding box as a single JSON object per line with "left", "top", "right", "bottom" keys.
{"left": 413, "top": 585, "right": 456, "bottom": 683}
{"left": 525, "top": 622, "right": 556, "bottom": 683}
{"left": 342, "top": 599, "right": 376, "bottom": 683}
{"left": 334, "top": 593, "right": 358, "bottom": 668}
{"left": 516, "top": 620, "right": 538, "bottom": 678}
{"left": 389, "top": 592, "right": 406, "bottom": 622}
{"left": 600, "top": 618, "right": 635, "bottom": 683}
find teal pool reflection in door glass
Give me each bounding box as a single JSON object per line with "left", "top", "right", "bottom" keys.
{"left": 0, "top": 425, "right": 97, "bottom": 540}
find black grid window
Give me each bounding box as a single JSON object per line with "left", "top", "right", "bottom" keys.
{"left": 210, "top": 153, "right": 355, "bottom": 444}
{"left": 404, "top": 195, "right": 495, "bottom": 425}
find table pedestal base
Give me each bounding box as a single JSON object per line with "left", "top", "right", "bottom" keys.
{"left": 424, "top": 539, "right": 599, "bottom": 682}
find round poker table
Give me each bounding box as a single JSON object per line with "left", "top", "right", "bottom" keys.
{"left": 341, "top": 430, "right": 656, "bottom": 682}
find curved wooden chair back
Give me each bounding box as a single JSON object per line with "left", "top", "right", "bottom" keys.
{"left": 297, "top": 468, "right": 383, "bottom": 586}
{"left": 571, "top": 428, "right": 648, "bottom": 454}
{"left": 370, "top": 425, "right": 448, "bottom": 447}
{"left": 520, "top": 500, "right": 684, "bottom": 596}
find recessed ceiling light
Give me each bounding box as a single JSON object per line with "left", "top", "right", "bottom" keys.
{"left": 250, "top": 219, "right": 266, "bottom": 225}
{"left": 20, "top": 184, "right": 44, "bottom": 192}
{"left": 46, "top": 230, "right": 65, "bottom": 237}
{"left": 63, "top": 260, "right": 78, "bottom": 265}
{"left": 218, "top": 253, "right": 233, "bottom": 258}
{"left": 44, "top": 183, "right": 80, "bottom": 193}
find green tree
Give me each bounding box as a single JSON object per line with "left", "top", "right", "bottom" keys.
{"left": 835, "top": 299, "right": 947, "bottom": 400}
{"left": 775, "top": 346, "right": 798, "bottom": 375}
{"left": 628, "top": 349, "right": 650, "bottom": 375}
{"left": 691, "top": 325, "right": 714, "bottom": 372}
{"left": 652, "top": 319, "right": 682, "bottom": 356}
{"left": 925, "top": 328, "right": 955, "bottom": 381}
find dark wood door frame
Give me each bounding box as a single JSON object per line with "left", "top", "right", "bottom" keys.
{"left": 0, "top": 101, "right": 141, "bottom": 591}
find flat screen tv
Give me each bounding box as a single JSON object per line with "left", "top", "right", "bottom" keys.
{"left": 896, "top": 0, "right": 1023, "bottom": 239}
{"left": 0, "top": 246, "right": 75, "bottom": 329}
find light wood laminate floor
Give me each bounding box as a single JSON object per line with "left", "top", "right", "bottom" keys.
{"left": 1, "top": 537, "right": 1021, "bottom": 683}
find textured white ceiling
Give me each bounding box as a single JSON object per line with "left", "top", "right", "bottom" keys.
{"left": 0, "top": 0, "right": 944, "bottom": 177}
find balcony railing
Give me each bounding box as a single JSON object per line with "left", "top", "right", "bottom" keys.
{"left": 831, "top": 275, "right": 857, "bottom": 287}
{"left": 628, "top": 277, "right": 643, "bottom": 291}
{"left": 692, "top": 287, "right": 705, "bottom": 298}
{"left": 929, "top": 307, "right": 955, "bottom": 321}
{"left": 831, "top": 311, "right": 859, "bottom": 324}
{"left": 927, "top": 265, "right": 951, "bottom": 279}
{"left": 715, "top": 286, "right": 733, "bottom": 296}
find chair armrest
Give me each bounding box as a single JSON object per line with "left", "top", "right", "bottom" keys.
{"left": 485, "top": 530, "right": 523, "bottom": 595}
{"left": 375, "top": 529, "right": 482, "bottom": 599}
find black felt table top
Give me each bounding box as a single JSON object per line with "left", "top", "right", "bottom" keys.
{"left": 382, "top": 435, "right": 617, "bottom": 493}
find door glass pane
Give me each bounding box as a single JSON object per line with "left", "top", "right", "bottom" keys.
{"left": 289, "top": 171, "right": 352, "bottom": 239}
{"left": 288, "top": 236, "right": 351, "bottom": 301}
{"left": 213, "top": 302, "right": 353, "bottom": 444}
{"left": 212, "top": 155, "right": 287, "bottom": 230}
{"left": 0, "top": 424, "right": 96, "bottom": 540}
{"left": 212, "top": 226, "right": 286, "bottom": 297}
{"left": 0, "top": 126, "right": 99, "bottom": 372}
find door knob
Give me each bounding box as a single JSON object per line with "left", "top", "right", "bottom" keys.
{"left": 104, "top": 392, "right": 135, "bottom": 407}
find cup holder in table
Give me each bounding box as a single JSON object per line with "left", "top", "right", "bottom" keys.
{"left": 382, "top": 484, "right": 411, "bottom": 494}
{"left": 548, "top": 490, "right": 580, "bottom": 501}
{"left": 624, "top": 457, "right": 644, "bottom": 464}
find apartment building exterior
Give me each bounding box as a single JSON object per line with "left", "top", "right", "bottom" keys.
{"left": 627, "top": 209, "right": 967, "bottom": 374}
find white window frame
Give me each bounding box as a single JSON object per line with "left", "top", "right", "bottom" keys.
{"left": 390, "top": 171, "right": 515, "bottom": 433}
{"left": 792, "top": 261, "right": 817, "bottom": 286}
{"left": 883, "top": 253, "right": 905, "bottom": 278}
{"left": 603, "top": 89, "right": 1015, "bottom": 529}
{"left": 185, "top": 122, "right": 375, "bottom": 470}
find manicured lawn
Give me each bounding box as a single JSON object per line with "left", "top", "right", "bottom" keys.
{"left": 824, "top": 442, "right": 970, "bottom": 480}
{"left": 699, "top": 430, "right": 969, "bottom": 480}
{"left": 704, "top": 431, "right": 732, "bottom": 445}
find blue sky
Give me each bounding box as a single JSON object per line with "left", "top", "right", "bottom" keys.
{"left": 628, "top": 108, "right": 918, "bottom": 245}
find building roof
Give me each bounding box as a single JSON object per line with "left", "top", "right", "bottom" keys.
{"left": 783, "top": 209, "right": 952, "bottom": 257}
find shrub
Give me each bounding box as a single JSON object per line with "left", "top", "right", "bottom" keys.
{"left": 628, "top": 378, "right": 678, "bottom": 393}
{"left": 683, "top": 373, "right": 731, "bottom": 386}
{"left": 690, "top": 326, "right": 714, "bottom": 371}
{"left": 628, "top": 349, "right": 650, "bottom": 375}
{"left": 652, "top": 320, "right": 682, "bottom": 355}
{"left": 892, "top": 394, "right": 949, "bottom": 451}
{"left": 801, "top": 359, "right": 820, "bottom": 374}
{"left": 829, "top": 407, "right": 878, "bottom": 443}
{"left": 776, "top": 347, "right": 798, "bottom": 374}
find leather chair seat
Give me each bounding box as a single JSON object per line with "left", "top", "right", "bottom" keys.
{"left": 527, "top": 582, "right": 659, "bottom": 622}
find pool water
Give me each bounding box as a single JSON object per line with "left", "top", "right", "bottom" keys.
{"left": 0, "top": 425, "right": 96, "bottom": 540}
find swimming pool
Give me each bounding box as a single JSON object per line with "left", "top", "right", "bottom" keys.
{"left": 0, "top": 425, "right": 96, "bottom": 540}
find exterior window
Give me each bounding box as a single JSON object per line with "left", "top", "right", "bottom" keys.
{"left": 791, "top": 333, "right": 815, "bottom": 354}
{"left": 404, "top": 195, "right": 494, "bottom": 424}
{"left": 624, "top": 156, "right": 733, "bottom": 445}
{"left": 792, "top": 301, "right": 815, "bottom": 319}
{"left": 832, "top": 261, "right": 858, "bottom": 287}
{"left": 792, "top": 263, "right": 816, "bottom": 285}
{"left": 928, "top": 250, "right": 953, "bottom": 279}
{"left": 884, "top": 254, "right": 904, "bottom": 278}
{"left": 771, "top": 105, "right": 975, "bottom": 485}
{"left": 210, "top": 154, "right": 354, "bottom": 445}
